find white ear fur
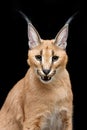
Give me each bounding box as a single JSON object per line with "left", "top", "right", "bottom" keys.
{"left": 28, "top": 23, "right": 41, "bottom": 49}
{"left": 55, "top": 24, "right": 68, "bottom": 49}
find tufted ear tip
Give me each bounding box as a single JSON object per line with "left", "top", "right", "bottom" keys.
{"left": 54, "top": 12, "right": 78, "bottom": 50}
{"left": 65, "top": 11, "right": 79, "bottom": 25}
{"left": 18, "top": 10, "right": 41, "bottom": 49}
{"left": 18, "top": 10, "right": 32, "bottom": 24}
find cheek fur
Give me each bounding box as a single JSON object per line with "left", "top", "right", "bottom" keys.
{"left": 29, "top": 56, "right": 40, "bottom": 67}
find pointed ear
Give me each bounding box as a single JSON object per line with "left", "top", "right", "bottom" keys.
{"left": 28, "top": 23, "right": 41, "bottom": 49}
{"left": 55, "top": 24, "right": 68, "bottom": 50}
{"left": 17, "top": 11, "right": 41, "bottom": 49}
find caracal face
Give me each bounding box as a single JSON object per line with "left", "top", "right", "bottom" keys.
{"left": 28, "top": 39, "right": 68, "bottom": 83}
{"left": 27, "top": 21, "right": 68, "bottom": 83}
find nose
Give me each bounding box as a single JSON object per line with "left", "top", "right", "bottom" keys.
{"left": 43, "top": 69, "right": 50, "bottom": 75}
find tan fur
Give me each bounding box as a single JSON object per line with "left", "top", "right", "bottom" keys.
{"left": 0, "top": 31, "right": 73, "bottom": 129}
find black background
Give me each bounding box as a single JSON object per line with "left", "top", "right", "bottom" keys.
{"left": 0, "top": 0, "right": 86, "bottom": 130}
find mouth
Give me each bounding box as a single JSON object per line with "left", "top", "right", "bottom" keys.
{"left": 37, "top": 70, "right": 56, "bottom": 82}
{"left": 41, "top": 76, "right": 51, "bottom": 82}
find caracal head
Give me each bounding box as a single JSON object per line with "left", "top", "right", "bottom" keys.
{"left": 27, "top": 21, "right": 69, "bottom": 83}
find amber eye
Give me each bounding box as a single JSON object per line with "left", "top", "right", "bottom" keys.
{"left": 35, "top": 55, "right": 42, "bottom": 61}
{"left": 52, "top": 56, "right": 59, "bottom": 62}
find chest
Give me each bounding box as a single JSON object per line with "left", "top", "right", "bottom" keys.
{"left": 24, "top": 87, "right": 70, "bottom": 130}
{"left": 41, "top": 106, "right": 66, "bottom": 130}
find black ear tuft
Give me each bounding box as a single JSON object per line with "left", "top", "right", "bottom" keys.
{"left": 65, "top": 11, "right": 79, "bottom": 25}
{"left": 54, "top": 11, "right": 79, "bottom": 50}
{"left": 17, "top": 10, "right": 41, "bottom": 49}
{"left": 18, "top": 10, "right": 32, "bottom": 24}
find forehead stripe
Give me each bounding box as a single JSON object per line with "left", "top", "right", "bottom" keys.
{"left": 52, "top": 50, "right": 54, "bottom": 56}
{"left": 40, "top": 50, "right": 42, "bottom": 55}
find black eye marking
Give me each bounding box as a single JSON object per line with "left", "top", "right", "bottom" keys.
{"left": 35, "top": 55, "right": 42, "bottom": 61}
{"left": 52, "top": 56, "right": 59, "bottom": 62}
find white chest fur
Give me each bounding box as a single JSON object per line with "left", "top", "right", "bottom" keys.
{"left": 41, "top": 107, "right": 68, "bottom": 130}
